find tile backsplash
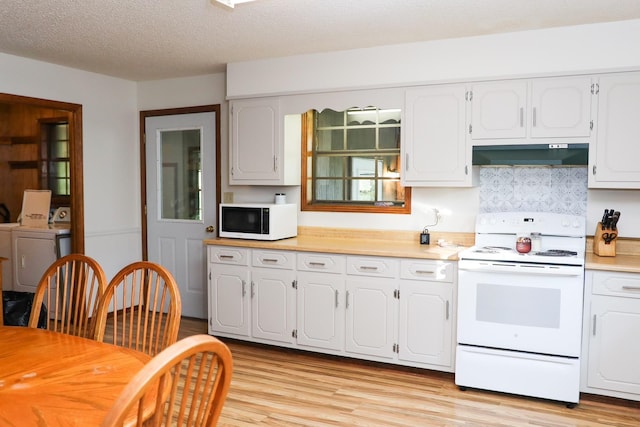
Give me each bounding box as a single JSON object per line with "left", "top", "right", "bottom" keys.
{"left": 479, "top": 167, "right": 588, "bottom": 216}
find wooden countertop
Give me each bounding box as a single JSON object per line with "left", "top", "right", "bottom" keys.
{"left": 586, "top": 253, "right": 640, "bottom": 273}
{"left": 205, "top": 227, "right": 640, "bottom": 270}
{"left": 204, "top": 227, "right": 472, "bottom": 261}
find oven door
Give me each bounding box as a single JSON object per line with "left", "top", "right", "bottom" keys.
{"left": 457, "top": 259, "right": 584, "bottom": 357}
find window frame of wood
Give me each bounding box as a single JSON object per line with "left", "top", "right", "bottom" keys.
{"left": 301, "top": 109, "right": 411, "bottom": 214}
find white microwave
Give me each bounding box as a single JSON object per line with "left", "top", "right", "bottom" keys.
{"left": 219, "top": 203, "right": 298, "bottom": 241}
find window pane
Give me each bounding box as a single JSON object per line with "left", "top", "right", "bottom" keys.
{"left": 315, "top": 178, "right": 344, "bottom": 200}
{"left": 315, "top": 156, "right": 345, "bottom": 178}
{"left": 160, "top": 129, "right": 202, "bottom": 220}
{"left": 346, "top": 128, "right": 375, "bottom": 150}
{"left": 379, "top": 126, "right": 400, "bottom": 149}
{"left": 316, "top": 129, "right": 344, "bottom": 151}
{"left": 317, "top": 109, "right": 344, "bottom": 127}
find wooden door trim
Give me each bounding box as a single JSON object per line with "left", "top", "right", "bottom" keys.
{"left": 139, "top": 105, "right": 221, "bottom": 260}
{"left": 0, "top": 93, "right": 84, "bottom": 254}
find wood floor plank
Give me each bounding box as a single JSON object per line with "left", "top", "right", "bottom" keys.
{"left": 177, "top": 318, "right": 640, "bottom": 426}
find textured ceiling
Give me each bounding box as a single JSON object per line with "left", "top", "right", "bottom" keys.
{"left": 1, "top": 0, "right": 639, "bottom": 81}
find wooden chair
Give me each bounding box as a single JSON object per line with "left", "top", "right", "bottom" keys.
{"left": 94, "top": 261, "right": 182, "bottom": 356}
{"left": 28, "top": 253, "right": 107, "bottom": 338}
{"left": 101, "top": 334, "right": 233, "bottom": 427}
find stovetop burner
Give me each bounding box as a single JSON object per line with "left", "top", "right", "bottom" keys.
{"left": 533, "top": 249, "right": 578, "bottom": 257}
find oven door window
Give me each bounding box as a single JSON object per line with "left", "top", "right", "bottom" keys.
{"left": 476, "top": 284, "right": 561, "bottom": 328}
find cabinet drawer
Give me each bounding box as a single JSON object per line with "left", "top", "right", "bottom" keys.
{"left": 297, "top": 252, "right": 345, "bottom": 274}
{"left": 207, "top": 246, "right": 249, "bottom": 266}
{"left": 592, "top": 271, "right": 640, "bottom": 299}
{"left": 346, "top": 256, "right": 398, "bottom": 278}
{"left": 400, "top": 260, "right": 454, "bottom": 283}
{"left": 252, "top": 250, "right": 295, "bottom": 270}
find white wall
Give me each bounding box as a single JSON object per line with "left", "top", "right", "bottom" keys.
{"left": 0, "top": 52, "right": 140, "bottom": 278}
{"left": 228, "top": 19, "right": 640, "bottom": 98}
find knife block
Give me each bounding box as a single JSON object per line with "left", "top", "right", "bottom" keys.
{"left": 594, "top": 222, "right": 617, "bottom": 257}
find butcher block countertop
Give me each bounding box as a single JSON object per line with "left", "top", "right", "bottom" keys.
{"left": 204, "top": 226, "right": 640, "bottom": 270}
{"left": 585, "top": 238, "right": 640, "bottom": 273}
{"left": 204, "top": 227, "right": 475, "bottom": 261}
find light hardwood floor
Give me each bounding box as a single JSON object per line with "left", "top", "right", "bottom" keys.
{"left": 178, "top": 318, "right": 640, "bottom": 427}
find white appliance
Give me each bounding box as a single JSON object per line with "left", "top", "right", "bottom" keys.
{"left": 0, "top": 223, "right": 20, "bottom": 288}
{"left": 10, "top": 206, "right": 72, "bottom": 293}
{"left": 455, "top": 211, "right": 586, "bottom": 406}
{"left": 219, "top": 203, "right": 297, "bottom": 240}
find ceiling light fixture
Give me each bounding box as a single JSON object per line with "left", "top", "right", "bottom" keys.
{"left": 213, "top": 0, "right": 260, "bottom": 9}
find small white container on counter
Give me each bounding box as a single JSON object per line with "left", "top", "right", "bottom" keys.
{"left": 275, "top": 193, "right": 286, "bottom": 204}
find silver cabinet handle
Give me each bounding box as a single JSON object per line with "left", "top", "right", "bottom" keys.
{"left": 519, "top": 107, "right": 524, "bottom": 127}
{"left": 593, "top": 314, "right": 597, "bottom": 336}
{"left": 251, "top": 281, "right": 255, "bottom": 298}
{"left": 622, "top": 286, "right": 640, "bottom": 291}
{"left": 405, "top": 153, "right": 409, "bottom": 171}
{"left": 309, "top": 262, "right": 326, "bottom": 268}
{"left": 346, "top": 290, "right": 350, "bottom": 309}
{"left": 532, "top": 107, "right": 537, "bottom": 127}
{"left": 219, "top": 254, "right": 234, "bottom": 260}
{"left": 359, "top": 266, "right": 378, "bottom": 271}
{"left": 242, "top": 280, "right": 246, "bottom": 297}
{"left": 446, "top": 300, "right": 450, "bottom": 320}
{"left": 415, "top": 270, "right": 436, "bottom": 275}
{"left": 261, "top": 258, "right": 278, "bottom": 263}
{"left": 335, "top": 289, "right": 339, "bottom": 308}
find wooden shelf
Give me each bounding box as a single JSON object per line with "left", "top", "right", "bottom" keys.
{"left": 8, "top": 160, "right": 38, "bottom": 169}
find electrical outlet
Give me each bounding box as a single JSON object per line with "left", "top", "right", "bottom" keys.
{"left": 223, "top": 192, "right": 234, "bottom": 203}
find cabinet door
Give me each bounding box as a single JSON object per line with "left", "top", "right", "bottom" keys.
{"left": 251, "top": 268, "right": 296, "bottom": 344}
{"left": 229, "top": 98, "right": 281, "bottom": 184}
{"left": 470, "top": 81, "right": 527, "bottom": 140}
{"left": 403, "top": 85, "right": 470, "bottom": 186}
{"left": 398, "top": 280, "right": 453, "bottom": 367}
{"left": 590, "top": 72, "right": 640, "bottom": 188}
{"left": 530, "top": 76, "right": 593, "bottom": 138}
{"left": 208, "top": 264, "right": 250, "bottom": 337}
{"left": 296, "top": 271, "right": 345, "bottom": 351}
{"left": 345, "top": 277, "right": 396, "bottom": 359}
{"left": 587, "top": 295, "right": 640, "bottom": 394}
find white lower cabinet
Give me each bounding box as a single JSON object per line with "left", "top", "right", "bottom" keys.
{"left": 398, "top": 259, "right": 455, "bottom": 369}
{"left": 345, "top": 256, "right": 398, "bottom": 359}
{"left": 208, "top": 246, "right": 296, "bottom": 345}
{"left": 296, "top": 252, "right": 346, "bottom": 351}
{"left": 296, "top": 271, "right": 345, "bottom": 351}
{"left": 208, "top": 246, "right": 251, "bottom": 337}
{"left": 581, "top": 270, "right": 640, "bottom": 400}
{"left": 207, "top": 244, "right": 456, "bottom": 373}
{"left": 345, "top": 276, "right": 397, "bottom": 359}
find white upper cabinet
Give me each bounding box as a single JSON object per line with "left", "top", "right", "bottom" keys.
{"left": 469, "top": 76, "right": 594, "bottom": 144}
{"left": 530, "top": 77, "right": 593, "bottom": 138}
{"left": 470, "top": 80, "right": 528, "bottom": 140}
{"left": 589, "top": 71, "right": 640, "bottom": 188}
{"left": 229, "top": 98, "right": 300, "bottom": 185}
{"left": 402, "top": 84, "right": 473, "bottom": 187}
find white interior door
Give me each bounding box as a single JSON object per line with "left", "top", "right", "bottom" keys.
{"left": 145, "top": 112, "right": 217, "bottom": 319}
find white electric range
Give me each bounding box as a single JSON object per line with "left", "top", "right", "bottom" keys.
{"left": 455, "top": 211, "right": 586, "bottom": 407}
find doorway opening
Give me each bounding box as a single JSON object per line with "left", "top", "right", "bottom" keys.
{"left": 0, "top": 93, "right": 84, "bottom": 253}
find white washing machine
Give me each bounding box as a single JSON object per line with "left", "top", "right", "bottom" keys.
{"left": 10, "top": 225, "right": 71, "bottom": 293}
{"left": 0, "top": 223, "right": 20, "bottom": 289}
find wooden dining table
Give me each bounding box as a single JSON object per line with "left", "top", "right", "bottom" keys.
{"left": 0, "top": 326, "right": 153, "bottom": 426}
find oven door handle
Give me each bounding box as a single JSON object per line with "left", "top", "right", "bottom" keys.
{"left": 459, "top": 261, "right": 583, "bottom": 277}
